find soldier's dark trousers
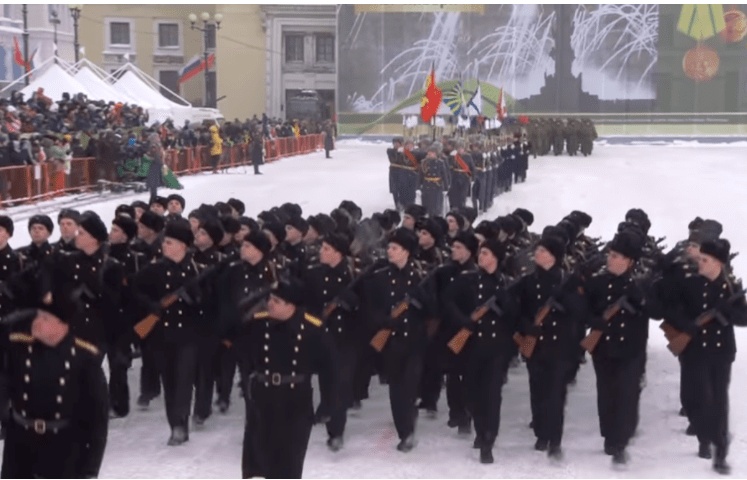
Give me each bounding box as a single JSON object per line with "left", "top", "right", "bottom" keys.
{"left": 108, "top": 355, "right": 130, "bottom": 417}
{"left": 353, "top": 346, "right": 374, "bottom": 402}
{"left": 467, "top": 347, "right": 512, "bottom": 449}
{"left": 384, "top": 342, "right": 422, "bottom": 440}
{"left": 471, "top": 176, "right": 484, "bottom": 212}
{"left": 684, "top": 357, "right": 731, "bottom": 455}
{"left": 448, "top": 176, "right": 469, "bottom": 210}
{"left": 678, "top": 356, "right": 697, "bottom": 427}
{"left": 194, "top": 336, "right": 220, "bottom": 419}
{"left": 400, "top": 171, "right": 419, "bottom": 208}
{"left": 140, "top": 338, "right": 161, "bottom": 400}
{"left": 592, "top": 353, "right": 645, "bottom": 450}
{"left": 419, "top": 331, "right": 447, "bottom": 410}
{"left": 421, "top": 185, "right": 444, "bottom": 217}
{"left": 216, "top": 343, "right": 238, "bottom": 405}
{"left": 157, "top": 341, "right": 198, "bottom": 430}
{"left": 527, "top": 357, "right": 573, "bottom": 446}
{"left": 326, "top": 341, "right": 357, "bottom": 439}
{"left": 242, "top": 382, "right": 314, "bottom": 479}
{"left": 389, "top": 168, "right": 399, "bottom": 208}
{"left": 1, "top": 423, "right": 83, "bottom": 478}
{"left": 446, "top": 350, "right": 470, "bottom": 426}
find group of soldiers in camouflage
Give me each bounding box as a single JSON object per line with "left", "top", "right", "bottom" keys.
{"left": 387, "top": 132, "right": 530, "bottom": 216}
{"left": 525, "top": 117, "right": 598, "bottom": 157}
{"left": 0, "top": 187, "right": 742, "bottom": 477}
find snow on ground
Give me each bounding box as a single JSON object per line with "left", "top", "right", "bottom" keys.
{"left": 2, "top": 140, "right": 747, "bottom": 478}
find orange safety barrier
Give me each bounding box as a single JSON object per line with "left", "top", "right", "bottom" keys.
{"left": 0, "top": 134, "right": 325, "bottom": 207}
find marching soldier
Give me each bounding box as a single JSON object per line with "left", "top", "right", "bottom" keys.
{"left": 165, "top": 194, "right": 185, "bottom": 223}
{"left": 658, "top": 239, "right": 746, "bottom": 474}
{"left": 17, "top": 215, "right": 54, "bottom": 270}
{"left": 565, "top": 119, "right": 580, "bottom": 156}
{"left": 420, "top": 143, "right": 449, "bottom": 217}
{"left": 387, "top": 137, "right": 404, "bottom": 210}
{"left": 365, "top": 228, "right": 431, "bottom": 452}
{"left": 237, "top": 278, "right": 337, "bottom": 479}
{"left": 0, "top": 309, "right": 108, "bottom": 478}
{"left": 510, "top": 234, "right": 586, "bottom": 459}
{"left": 214, "top": 230, "right": 278, "bottom": 414}
{"left": 579, "top": 118, "right": 597, "bottom": 156}
{"left": 470, "top": 139, "right": 488, "bottom": 213}
{"left": 53, "top": 209, "right": 80, "bottom": 254}
{"left": 414, "top": 218, "right": 447, "bottom": 270}
{"left": 583, "top": 230, "right": 648, "bottom": 465}
{"left": 443, "top": 238, "right": 518, "bottom": 464}
{"left": 302, "top": 232, "right": 360, "bottom": 451}
{"left": 132, "top": 211, "right": 164, "bottom": 264}
{"left": 401, "top": 138, "right": 424, "bottom": 210}
{"left": 446, "top": 139, "right": 474, "bottom": 210}
{"left": 132, "top": 219, "right": 203, "bottom": 445}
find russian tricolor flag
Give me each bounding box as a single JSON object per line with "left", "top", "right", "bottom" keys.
{"left": 178, "top": 53, "right": 215, "bottom": 85}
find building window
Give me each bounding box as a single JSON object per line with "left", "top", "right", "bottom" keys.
{"left": 3, "top": 4, "right": 11, "bottom": 18}
{"left": 159, "top": 70, "right": 180, "bottom": 102}
{"left": 205, "top": 23, "right": 216, "bottom": 50}
{"left": 316, "top": 34, "right": 334, "bottom": 63}
{"left": 285, "top": 34, "right": 304, "bottom": 63}
{"left": 110, "top": 22, "right": 131, "bottom": 46}
{"left": 158, "top": 23, "right": 179, "bottom": 48}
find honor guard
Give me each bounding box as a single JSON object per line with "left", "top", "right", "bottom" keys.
{"left": 420, "top": 143, "right": 449, "bottom": 217}
{"left": 446, "top": 139, "right": 474, "bottom": 210}
{"left": 53, "top": 209, "right": 80, "bottom": 254}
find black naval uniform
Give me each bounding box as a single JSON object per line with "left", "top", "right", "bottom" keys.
{"left": 0, "top": 329, "right": 108, "bottom": 479}
{"left": 444, "top": 266, "right": 519, "bottom": 458}
{"left": 366, "top": 259, "right": 430, "bottom": 446}
{"left": 471, "top": 149, "right": 488, "bottom": 213}
{"left": 238, "top": 308, "right": 336, "bottom": 479}
{"left": 303, "top": 258, "right": 360, "bottom": 444}
{"left": 661, "top": 269, "right": 746, "bottom": 464}
{"left": 584, "top": 268, "right": 649, "bottom": 457}
{"left": 420, "top": 155, "right": 449, "bottom": 217}
{"left": 447, "top": 151, "right": 473, "bottom": 210}
{"left": 401, "top": 147, "right": 424, "bottom": 209}
{"left": 51, "top": 238, "right": 77, "bottom": 255}
{"left": 215, "top": 256, "right": 278, "bottom": 410}
{"left": 133, "top": 252, "right": 203, "bottom": 441}
{"left": 511, "top": 264, "right": 586, "bottom": 452}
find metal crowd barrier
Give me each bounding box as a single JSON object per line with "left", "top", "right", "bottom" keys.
{"left": 0, "top": 134, "right": 325, "bottom": 206}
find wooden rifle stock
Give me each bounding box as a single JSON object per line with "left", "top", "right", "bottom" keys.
{"left": 580, "top": 303, "right": 622, "bottom": 353}
{"left": 323, "top": 301, "right": 338, "bottom": 319}
{"left": 660, "top": 322, "right": 679, "bottom": 342}
{"left": 370, "top": 300, "right": 409, "bottom": 352}
{"left": 666, "top": 311, "right": 715, "bottom": 356}
{"left": 513, "top": 304, "right": 551, "bottom": 359}
{"left": 446, "top": 304, "right": 490, "bottom": 355}
{"left": 133, "top": 293, "right": 179, "bottom": 339}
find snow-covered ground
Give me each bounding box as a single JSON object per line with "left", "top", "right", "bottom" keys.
{"left": 2, "top": 139, "right": 746, "bottom": 478}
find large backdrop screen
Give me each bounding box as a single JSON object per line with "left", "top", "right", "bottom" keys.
{"left": 337, "top": 4, "right": 747, "bottom": 133}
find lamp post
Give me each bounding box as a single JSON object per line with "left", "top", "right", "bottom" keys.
{"left": 188, "top": 11, "right": 222, "bottom": 108}
{"left": 50, "top": 9, "right": 60, "bottom": 62}
{"left": 68, "top": 4, "right": 82, "bottom": 63}
{"left": 22, "top": 4, "right": 29, "bottom": 85}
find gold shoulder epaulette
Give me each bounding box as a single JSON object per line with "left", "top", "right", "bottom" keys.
{"left": 254, "top": 311, "right": 270, "bottom": 319}
{"left": 74, "top": 338, "right": 99, "bottom": 356}
{"left": 304, "top": 312, "right": 322, "bottom": 327}
{"left": 9, "top": 333, "right": 34, "bottom": 343}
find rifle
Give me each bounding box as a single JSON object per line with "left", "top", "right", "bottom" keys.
{"left": 446, "top": 295, "right": 503, "bottom": 355}
{"left": 580, "top": 295, "right": 637, "bottom": 353}
{"left": 513, "top": 297, "right": 565, "bottom": 359}
{"left": 133, "top": 259, "right": 230, "bottom": 340}
{"left": 665, "top": 288, "right": 745, "bottom": 356}
{"left": 370, "top": 295, "right": 422, "bottom": 353}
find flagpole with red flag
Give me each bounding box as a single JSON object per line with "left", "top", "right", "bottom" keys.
{"left": 420, "top": 63, "right": 442, "bottom": 140}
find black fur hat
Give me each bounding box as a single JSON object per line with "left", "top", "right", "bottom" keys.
{"left": 404, "top": 204, "right": 427, "bottom": 221}
{"left": 453, "top": 231, "right": 478, "bottom": 257}
{"left": 78, "top": 211, "right": 108, "bottom": 243}
{"left": 286, "top": 215, "right": 309, "bottom": 236}
{"left": 446, "top": 210, "right": 466, "bottom": 230}
{"left": 57, "top": 208, "right": 81, "bottom": 225}
{"left": 415, "top": 217, "right": 443, "bottom": 244}
{"left": 166, "top": 194, "right": 186, "bottom": 210}
{"left": 163, "top": 218, "right": 194, "bottom": 246}
{"left": 481, "top": 238, "right": 505, "bottom": 263}
{"left": 200, "top": 217, "right": 225, "bottom": 246}
{"left": 607, "top": 230, "right": 644, "bottom": 260}
{"left": 388, "top": 227, "right": 418, "bottom": 254}
{"left": 689, "top": 219, "right": 722, "bottom": 245}
{"left": 0, "top": 215, "right": 13, "bottom": 236}
{"left": 220, "top": 216, "right": 241, "bottom": 235}
{"left": 339, "top": 200, "right": 362, "bottom": 222}
{"left": 538, "top": 235, "right": 565, "bottom": 262}
{"left": 115, "top": 204, "right": 136, "bottom": 219}
{"left": 700, "top": 239, "right": 730, "bottom": 264}
{"left": 243, "top": 230, "right": 272, "bottom": 255}
{"left": 28, "top": 215, "right": 54, "bottom": 234}
{"left": 512, "top": 208, "right": 535, "bottom": 227}
{"left": 138, "top": 210, "right": 165, "bottom": 233}
{"left": 263, "top": 221, "right": 286, "bottom": 243}
{"left": 227, "top": 198, "right": 246, "bottom": 216}
{"left": 323, "top": 232, "right": 351, "bottom": 256}
{"left": 112, "top": 215, "right": 137, "bottom": 240}
{"left": 151, "top": 196, "right": 168, "bottom": 209}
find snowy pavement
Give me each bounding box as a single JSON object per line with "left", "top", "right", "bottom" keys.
{"left": 2, "top": 139, "right": 746, "bottom": 478}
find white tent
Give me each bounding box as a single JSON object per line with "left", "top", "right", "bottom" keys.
{"left": 18, "top": 62, "right": 95, "bottom": 103}
{"left": 72, "top": 65, "right": 144, "bottom": 106}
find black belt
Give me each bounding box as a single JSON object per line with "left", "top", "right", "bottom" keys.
{"left": 252, "top": 372, "right": 308, "bottom": 386}
{"left": 12, "top": 410, "right": 70, "bottom": 434}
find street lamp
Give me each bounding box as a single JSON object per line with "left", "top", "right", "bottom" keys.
{"left": 188, "top": 11, "right": 221, "bottom": 108}
{"left": 49, "top": 9, "right": 60, "bottom": 61}
{"left": 68, "top": 4, "right": 83, "bottom": 63}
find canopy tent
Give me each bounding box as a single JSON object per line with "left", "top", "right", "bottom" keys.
{"left": 71, "top": 63, "right": 144, "bottom": 107}
{"left": 18, "top": 62, "right": 95, "bottom": 103}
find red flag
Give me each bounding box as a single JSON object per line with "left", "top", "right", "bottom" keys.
{"left": 420, "top": 66, "right": 442, "bottom": 123}
{"left": 497, "top": 87, "right": 507, "bottom": 121}
{"left": 13, "top": 36, "right": 29, "bottom": 72}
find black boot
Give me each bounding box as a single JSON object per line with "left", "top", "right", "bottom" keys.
{"left": 534, "top": 439, "right": 549, "bottom": 452}
{"left": 167, "top": 426, "right": 188, "bottom": 446}
{"left": 699, "top": 443, "right": 712, "bottom": 460}
{"left": 686, "top": 424, "right": 697, "bottom": 436}
{"left": 480, "top": 447, "right": 494, "bottom": 464}
{"left": 458, "top": 419, "right": 472, "bottom": 436}
{"left": 548, "top": 444, "right": 563, "bottom": 460}
{"left": 327, "top": 436, "right": 344, "bottom": 452}
{"left": 473, "top": 436, "right": 484, "bottom": 449}
{"left": 604, "top": 439, "right": 615, "bottom": 456}
{"left": 396, "top": 434, "right": 415, "bottom": 453}
{"left": 612, "top": 449, "right": 628, "bottom": 465}
{"left": 713, "top": 458, "right": 731, "bottom": 475}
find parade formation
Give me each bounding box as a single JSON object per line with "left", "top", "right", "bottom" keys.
{"left": 0, "top": 124, "right": 742, "bottom": 479}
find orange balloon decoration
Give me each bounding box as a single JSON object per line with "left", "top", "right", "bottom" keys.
{"left": 682, "top": 44, "right": 720, "bottom": 82}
